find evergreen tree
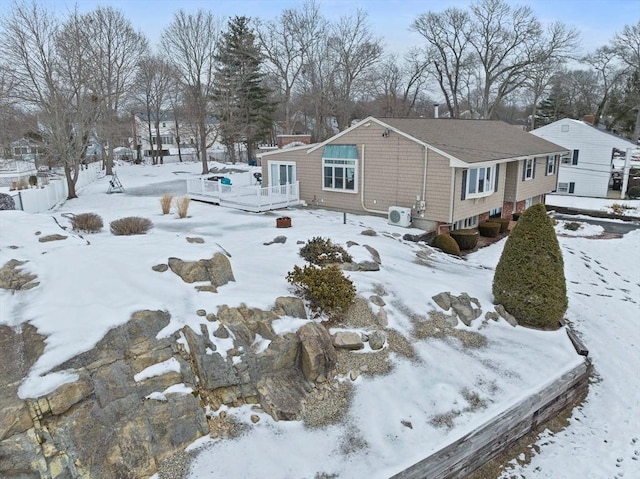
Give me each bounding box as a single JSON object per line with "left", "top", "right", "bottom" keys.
{"left": 492, "top": 204, "right": 567, "bottom": 329}
{"left": 214, "top": 16, "right": 275, "bottom": 163}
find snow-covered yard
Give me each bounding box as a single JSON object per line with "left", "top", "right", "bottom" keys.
{"left": 1, "top": 161, "right": 638, "bottom": 479}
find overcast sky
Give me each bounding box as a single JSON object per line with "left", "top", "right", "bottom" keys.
{"left": 1, "top": 0, "right": 638, "bottom": 57}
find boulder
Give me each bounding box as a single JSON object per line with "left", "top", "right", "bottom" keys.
{"left": 357, "top": 260, "right": 380, "bottom": 272}
{"left": 432, "top": 292, "right": 451, "bottom": 311}
{"left": 297, "top": 322, "right": 337, "bottom": 382}
{"left": 256, "top": 369, "right": 313, "bottom": 421}
{"left": 273, "top": 296, "right": 307, "bottom": 319}
{"left": 364, "top": 245, "right": 381, "bottom": 264}
{"left": 333, "top": 332, "right": 364, "bottom": 350}
{"left": 168, "top": 253, "right": 235, "bottom": 287}
{"left": 495, "top": 304, "right": 518, "bottom": 327}
{"left": 0, "top": 259, "right": 39, "bottom": 291}
{"left": 263, "top": 235, "right": 287, "bottom": 246}
{"left": 368, "top": 330, "right": 386, "bottom": 350}
{"left": 369, "top": 295, "right": 386, "bottom": 307}
{"left": 38, "top": 234, "right": 67, "bottom": 243}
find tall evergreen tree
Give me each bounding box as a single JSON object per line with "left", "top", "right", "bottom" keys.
{"left": 214, "top": 16, "right": 274, "bottom": 163}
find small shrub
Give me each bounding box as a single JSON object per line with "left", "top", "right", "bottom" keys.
{"left": 160, "top": 194, "right": 173, "bottom": 214}
{"left": 299, "top": 236, "right": 353, "bottom": 265}
{"left": 29, "top": 175, "right": 38, "bottom": 187}
{"left": 286, "top": 264, "right": 356, "bottom": 318}
{"left": 175, "top": 196, "right": 190, "bottom": 218}
{"left": 478, "top": 221, "right": 501, "bottom": 238}
{"left": 110, "top": 216, "right": 153, "bottom": 236}
{"left": 71, "top": 213, "right": 104, "bottom": 233}
{"left": 628, "top": 186, "right": 640, "bottom": 199}
{"left": 490, "top": 217, "right": 510, "bottom": 233}
{"left": 432, "top": 233, "right": 461, "bottom": 256}
{"left": 609, "top": 202, "right": 631, "bottom": 216}
{"left": 563, "top": 222, "right": 581, "bottom": 231}
{"left": 449, "top": 229, "right": 479, "bottom": 250}
{"left": 512, "top": 212, "right": 521, "bottom": 221}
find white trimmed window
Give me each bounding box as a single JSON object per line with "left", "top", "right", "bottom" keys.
{"left": 546, "top": 155, "right": 556, "bottom": 175}
{"left": 561, "top": 150, "right": 579, "bottom": 165}
{"left": 322, "top": 145, "right": 357, "bottom": 192}
{"left": 453, "top": 215, "right": 478, "bottom": 230}
{"left": 523, "top": 158, "right": 535, "bottom": 180}
{"left": 462, "top": 164, "right": 499, "bottom": 200}
{"left": 557, "top": 182, "right": 575, "bottom": 194}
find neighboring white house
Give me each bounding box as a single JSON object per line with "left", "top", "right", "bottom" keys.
{"left": 132, "top": 112, "right": 222, "bottom": 160}
{"left": 531, "top": 118, "right": 637, "bottom": 198}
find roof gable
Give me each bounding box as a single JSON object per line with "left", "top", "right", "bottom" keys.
{"left": 532, "top": 119, "right": 636, "bottom": 149}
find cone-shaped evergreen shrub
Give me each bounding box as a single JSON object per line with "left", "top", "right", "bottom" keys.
{"left": 492, "top": 203, "right": 567, "bottom": 329}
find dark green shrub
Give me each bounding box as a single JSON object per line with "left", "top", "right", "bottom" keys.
{"left": 478, "top": 221, "right": 501, "bottom": 237}
{"left": 432, "top": 234, "right": 461, "bottom": 256}
{"left": 110, "top": 216, "right": 153, "bottom": 236}
{"left": 563, "top": 222, "right": 581, "bottom": 231}
{"left": 29, "top": 175, "right": 38, "bottom": 187}
{"left": 286, "top": 264, "right": 356, "bottom": 318}
{"left": 492, "top": 203, "right": 567, "bottom": 329}
{"left": 512, "top": 213, "right": 521, "bottom": 221}
{"left": 627, "top": 186, "right": 640, "bottom": 199}
{"left": 299, "top": 236, "right": 353, "bottom": 266}
{"left": 490, "top": 217, "right": 510, "bottom": 233}
{"left": 449, "top": 229, "right": 479, "bottom": 250}
{"left": 71, "top": 213, "right": 104, "bottom": 233}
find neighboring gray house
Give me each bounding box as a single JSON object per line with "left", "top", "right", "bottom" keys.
{"left": 532, "top": 118, "right": 637, "bottom": 197}
{"left": 258, "top": 116, "right": 567, "bottom": 233}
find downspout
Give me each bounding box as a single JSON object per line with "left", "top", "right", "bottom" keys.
{"left": 360, "top": 143, "right": 387, "bottom": 215}
{"left": 447, "top": 168, "right": 456, "bottom": 230}
{"left": 421, "top": 146, "right": 428, "bottom": 216}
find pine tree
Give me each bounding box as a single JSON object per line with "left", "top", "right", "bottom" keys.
{"left": 213, "top": 16, "right": 275, "bottom": 163}
{"left": 492, "top": 203, "right": 567, "bottom": 329}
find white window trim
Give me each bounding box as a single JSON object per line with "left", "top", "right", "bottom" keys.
{"left": 546, "top": 155, "right": 556, "bottom": 175}
{"left": 453, "top": 215, "right": 478, "bottom": 230}
{"left": 322, "top": 157, "right": 358, "bottom": 193}
{"left": 466, "top": 165, "right": 495, "bottom": 199}
{"left": 268, "top": 160, "right": 296, "bottom": 186}
{"left": 524, "top": 158, "right": 534, "bottom": 180}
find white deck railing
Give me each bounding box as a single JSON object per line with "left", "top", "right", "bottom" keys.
{"left": 186, "top": 177, "right": 301, "bottom": 212}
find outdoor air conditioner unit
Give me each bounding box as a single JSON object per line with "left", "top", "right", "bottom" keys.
{"left": 388, "top": 206, "right": 412, "bottom": 227}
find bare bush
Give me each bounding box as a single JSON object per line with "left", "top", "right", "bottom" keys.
{"left": 71, "top": 213, "right": 104, "bottom": 233}
{"left": 110, "top": 216, "right": 153, "bottom": 235}
{"left": 160, "top": 194, "right": 173, "bottom": 214}
{"left": 175, "top": 196, "right": 190, "bottom": 219}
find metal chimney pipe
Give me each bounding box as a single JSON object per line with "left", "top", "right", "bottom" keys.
{"left": 434, "top": 104, "right": 439, "bottom": 119}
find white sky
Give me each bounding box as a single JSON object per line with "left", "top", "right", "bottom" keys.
{"left": 1, "top": 159, "right": 638, "bottom": 478}
{"left": 1, "top": 0, "right": 638, "bottom": 56}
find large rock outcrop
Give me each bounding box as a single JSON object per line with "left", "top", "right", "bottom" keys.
{"left": 0, "top": 311, "right": 208, "bottom": 479}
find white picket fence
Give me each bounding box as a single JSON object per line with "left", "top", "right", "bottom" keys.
{"left": 9, "top": 163, "right": 102, "bottom": 213}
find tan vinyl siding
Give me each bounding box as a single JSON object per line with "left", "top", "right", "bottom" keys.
{"left": 263, "top": 122, "right": 453, "bottom": 218}
{"left": 503, "top": 161, "right": 519, "bottom": 202}
{"left": 452, "top": 165, "right": 505, "bottom": 222}
{"left": 505, "top": 156, "right": 557, "bottom": 202}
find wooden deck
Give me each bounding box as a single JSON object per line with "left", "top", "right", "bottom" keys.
{"left": 186, "top": 177, "right": 303, "bottom": 212}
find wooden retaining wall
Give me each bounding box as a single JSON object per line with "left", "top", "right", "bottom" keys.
{"left": 392, "top": 360, "right": 590, "bottom": 479}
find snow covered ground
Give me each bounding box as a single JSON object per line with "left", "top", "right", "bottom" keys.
{"left": 1, "top": 160, "right": 638, "bottom": 479}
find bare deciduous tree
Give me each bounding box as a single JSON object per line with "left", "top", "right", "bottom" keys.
{"left": 412, "top": 7, "right": 474, "bottom": 118}
{"left": 1, "top": 3, "right": 101, "bottom": 199}
{"left": 80, "top": 6, "right": 148, "bottom": 175}
{"left": 256, "top": 0, "right": 324, "bottom": 135}
{"left": 162, "top": 10, "right": 220, "bottom": 174}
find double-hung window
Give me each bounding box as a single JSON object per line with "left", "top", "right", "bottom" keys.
{"left": 523, "top": 158, "right": 535, "bottom": 180}
{"left": 546, "top": 155, "right": 556, "bottom": 175}
{"left": 322, "top": 145, "right": 357, "bottom": 192}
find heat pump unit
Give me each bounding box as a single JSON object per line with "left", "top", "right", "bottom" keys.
{"left": 388, "top": 206, "right": 411, "bottom": 227}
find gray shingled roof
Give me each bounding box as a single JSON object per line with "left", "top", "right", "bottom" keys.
{"left": 380, "top": 118, "right": 568, "bottom": 164}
